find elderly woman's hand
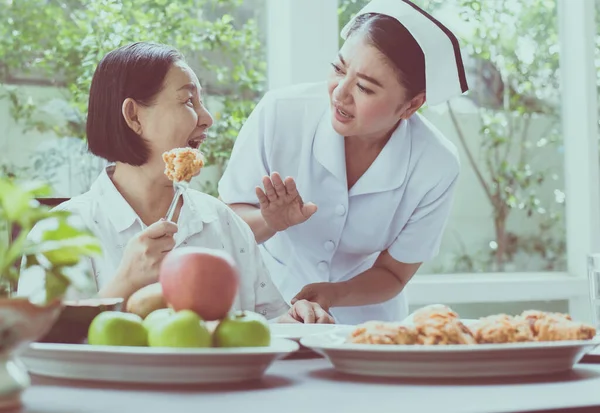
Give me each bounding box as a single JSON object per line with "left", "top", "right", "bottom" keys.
{"left": 277, "top": 299, "right": 335, "bottom": 324}
{"left": 117, "top": 219, "right": 178, "bottom": 293}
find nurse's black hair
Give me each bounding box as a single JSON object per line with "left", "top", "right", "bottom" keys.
{"left": 346, "top": 13, "right": 426, "bottom": 99}
{"left": 86, "top": 42, "right": 185, "bottom": 166}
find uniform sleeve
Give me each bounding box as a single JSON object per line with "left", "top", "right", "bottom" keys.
{"left": 217, "top": 92, "right": 275, "bottom": 205}
{"left": 225, "top": 208, "right": 290, "bottom": 320}
{"left": 387, "top": 170, "right": 459, "bottom": 264}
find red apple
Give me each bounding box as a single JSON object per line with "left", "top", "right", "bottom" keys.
{"left": 159, "top": 247, "right": 240, "bottom": 321}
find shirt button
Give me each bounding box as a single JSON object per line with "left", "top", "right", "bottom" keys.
{"left": 335, "top": 204, "right": 346, "bottom": 216}
{"left": 317, "top": 261, "right": 328, "bottom": 272}
{"left": 324, "top": 241, "right": 335, "bottom": 251}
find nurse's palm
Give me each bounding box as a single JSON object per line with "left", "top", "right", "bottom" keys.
{"left": 256, "top": 173, "right": 317, "bottom": 231}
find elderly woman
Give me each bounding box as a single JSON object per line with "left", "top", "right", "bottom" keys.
{"left": 218, "top": 0, "right": 468, "bottom": 324}
{"left": 18, "top": 42, "right": 333, "bottom": 324}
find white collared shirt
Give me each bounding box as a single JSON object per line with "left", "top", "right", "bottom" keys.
{"left": 218, "top": 82, "right": 460, "bottom": 325}
{"left": 17, "top": 166, "right": 290, "bottom": 320}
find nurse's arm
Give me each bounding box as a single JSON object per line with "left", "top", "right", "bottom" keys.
{"left": 334, "top": 250, "right": 421, "bottom": 307}
{"left": 226, "top": 203, "right": 277, "bottom": 244}
{"left": 293, "top": 250, "right": 420, "bottom": 309}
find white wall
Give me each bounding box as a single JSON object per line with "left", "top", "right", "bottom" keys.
{"left": 266, "top": 0, "right": 339, "bottom": 90}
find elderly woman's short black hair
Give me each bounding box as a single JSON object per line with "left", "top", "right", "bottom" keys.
{"left": 86, "top": 42, "right": 185, "bottom": 166}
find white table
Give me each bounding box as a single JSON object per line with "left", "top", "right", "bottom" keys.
{"left": 20, "top": 356, "right": 600, "bottom": 413}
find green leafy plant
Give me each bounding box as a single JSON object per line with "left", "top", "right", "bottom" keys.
{"left": 446, "top": 0, "right": 564, "bottom": 271}
{"left": 0, "top": 177, "right": 102, "bottom": 303}
{"left": 0, "top": 0, "right": 266, "bottom": 190}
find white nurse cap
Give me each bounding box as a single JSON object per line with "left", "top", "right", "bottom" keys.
{"left": 340, "top": 0, "right": 469, "bottom": 106}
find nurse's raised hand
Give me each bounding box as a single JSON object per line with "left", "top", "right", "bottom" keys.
{"left": 255, "top": 172, "right": 318, "bottom": 232}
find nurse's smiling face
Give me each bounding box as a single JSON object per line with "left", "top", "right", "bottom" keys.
{"left": 327, "top": 25, "right": 426, "bottom": 142}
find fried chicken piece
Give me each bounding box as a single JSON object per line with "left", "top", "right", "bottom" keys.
{"left": 347, "top": 321, "right": 419, "bottom": 345}
{"left": 534, "top": 320, "right": 595, "bottom": 341}
{"left": 411, "top": 304, "right": 459, "bottom": 325}
{"left": 519, "top": 310, "right": 595, "bottom": 341}
{"left": 471, "top": 314, "right": 534, "bottom": 344}
{"left": 415, "top": 318, "right": 477, "bottom": 345}
{"left": 162, "top": 147, "right": 205, "bottom": 182}
{"left": 520, "top": 310, "right": 571, "bottom": 324}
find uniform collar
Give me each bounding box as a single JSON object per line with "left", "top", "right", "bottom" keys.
{"left": 90, "top": 165, "right": 218, "bottom": 234}
{"left": 312, "top": 107, "right": 412, "bottom": 197}
{"left": 313, "top": 107, "right": 347, "bottom": 186}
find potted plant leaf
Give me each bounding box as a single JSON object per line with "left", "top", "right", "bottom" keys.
{"left": 0, "top": 176, "right": 102, "bottom": 410}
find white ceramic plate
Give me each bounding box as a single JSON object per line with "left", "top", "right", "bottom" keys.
{"left": 581, "top": 344, "right": 600, "bottom": 362}
{"left": 269, "top": 324, "right": 350, "bottom": 341}
{"left": 300, "top": 327, "right": 600, "bottom": 378}
{"left": 20, "top": 338, "right": 299, "bottom": 384}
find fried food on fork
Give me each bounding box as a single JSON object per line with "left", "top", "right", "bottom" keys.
{"left": 162, "top": 147, "right": 205, "bottom": 182}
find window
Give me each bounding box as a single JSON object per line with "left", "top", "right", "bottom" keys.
{"left": 429, "top": 0, "right": 565, "bottom": 275}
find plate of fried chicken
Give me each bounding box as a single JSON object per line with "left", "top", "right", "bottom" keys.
{"left": 300, "top": 305, "right": 599, "bottom": 378}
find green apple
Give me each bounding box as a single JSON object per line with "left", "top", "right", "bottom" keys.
{"left": 148, "top": 310, "right": 212, "bottom": 348}
{"left": 143, "top": 308, "right": 175, "bottom": 332}
{"left": 213, "top": 311, "right": 271, "bottom": 347}
{"left": 88, "top": 311, "right": 148, "bottom": 346}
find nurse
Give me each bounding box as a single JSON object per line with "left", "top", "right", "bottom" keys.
{"left": 218, "top": 0, "right": 469, "bottom": 324}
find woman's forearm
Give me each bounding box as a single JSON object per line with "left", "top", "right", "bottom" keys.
{"left": 333, "top": 267, "right": 406, "bottom": 307}
{"left": 97, "top": 266, "right": 137, "bottom": 301}
{"left": 331, "top": 256, "right": 421, "bottom": 308}
{"left": 227, "top": 203, "right": 277, "bottom": 244}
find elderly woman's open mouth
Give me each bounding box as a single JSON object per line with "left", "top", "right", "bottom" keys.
{"left": 187, "top": 133, "right": 206, "bottom": 149}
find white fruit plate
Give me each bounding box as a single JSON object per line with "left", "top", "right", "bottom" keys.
{"left": 19, "top": 338, "right": 298, "bottom": 384}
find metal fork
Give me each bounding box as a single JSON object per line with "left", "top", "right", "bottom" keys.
{"left": 164, "top": 181, "right": 188, "bottom": 222}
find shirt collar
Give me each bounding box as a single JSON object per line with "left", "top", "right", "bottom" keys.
{"left": 348, "top": 118, "right": 412, "bottom": 197}
{"left": 180, "top": 188, "right": 220, "bottom": 229}
{"left": 90, "top": 165, "right": 219, "bottom": 234}
{"left": 90, "top": 165, "right": 140, "bottom": 233}
{"left": 312, "top": 106, "right": 412, "bottom": 196}
{"left": 313, "top": 108, "right": 347, "bottom": 185}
